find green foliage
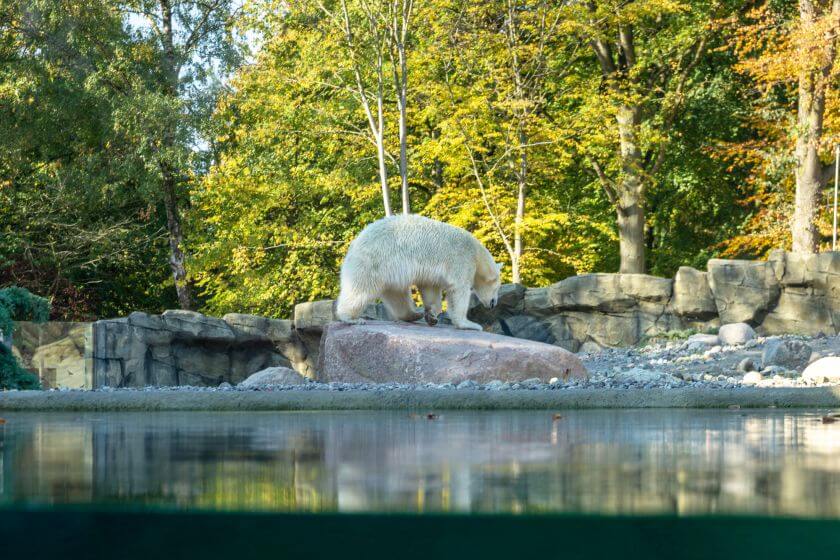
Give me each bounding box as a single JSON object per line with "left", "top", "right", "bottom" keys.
{"left": 0, "top": 286, "right": 47, "bottom": 390}
{"left": 0, "top": 0, "right": 795, "bottom": 318}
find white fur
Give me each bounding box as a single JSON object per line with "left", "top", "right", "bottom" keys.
{"left": 336, "top": 214, "right": 502, "bottom": 330}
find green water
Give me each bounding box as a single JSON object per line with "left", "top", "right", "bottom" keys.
{"left": 2, "top": 409, "right": 840, "bottom": 517}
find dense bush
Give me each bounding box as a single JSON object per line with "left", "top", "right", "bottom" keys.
{"left": 0, "top": 287, "right": 49, "bottom": 390}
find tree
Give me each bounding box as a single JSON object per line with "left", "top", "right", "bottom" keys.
{"left": 0, "top": 0, "right": 178, "bottom": 318}
{"left": 728, "top": 0, "right": 840, "bottom": 254}
{"left": 792, "top": 0, "right": 839, "bottom": 252}
{"left": 565, "top": 0, "right": 721, "bottom": 273}
{"left": 120, "top": 0, "right": 242, "bottom": 308}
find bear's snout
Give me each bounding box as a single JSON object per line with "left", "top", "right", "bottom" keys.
{"left": 489, "top": 296, "right": 498, "bottom": 309}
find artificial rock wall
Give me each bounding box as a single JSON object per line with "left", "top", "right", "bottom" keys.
{"left": 87, "top": 251, "right": 840, "bottom": 388}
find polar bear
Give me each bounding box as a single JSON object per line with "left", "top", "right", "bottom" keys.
{"left": 335, "top": 214, "right": 502, "bottom": 331}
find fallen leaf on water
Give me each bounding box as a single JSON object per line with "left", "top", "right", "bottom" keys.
{"left": 426, "top": 413, "right": 439, "bottom": 420}
{"left": 552, "top": 414, "right": 563, "bottom": 421}
{"left": 822, "top": 416, "right": 837, "bottom": 424}
{"left": 0, "top": 418, "right": 5, "bottom": 424}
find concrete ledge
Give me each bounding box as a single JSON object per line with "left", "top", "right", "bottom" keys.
{"left": 2, "top": 387, "right": 840, "bottom": 411}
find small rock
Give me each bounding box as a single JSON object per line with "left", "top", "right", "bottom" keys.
{"left": 238, "top": 366, "right": 308, "bottom": 388}
{"left": 485, "top": 380, "right": 505, "bottom": 390}
{"left": 718, "top": 323, "right": 756, "bottom": 346}
{"left": 578, "top": 340, "right": 603, "bottom": 354}
{"left": 762, "top": 339, "right": 812, "bottom": 371}
{"left": 687, "top": 333, "right": 720, "bottom": 347}
{"left": 742, "top": 371, "right": 762, "bottom": 385}
{"left": 549, "top": 377, "right": 560, "bottom": 385}
{"left": 737, "top": 358, "right": 757, "bottom": 373}
{"left": 218, "top": 382, "right": 233, "bottom": 390}
{"left": 456, "top": 380, "right": 479, "bottom": 390}
{"left": 802, "top": 357, "right": 840, "bottom": 383}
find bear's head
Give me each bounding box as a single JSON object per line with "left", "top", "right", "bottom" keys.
{"left": 474, "top": 262, "right": 502, "bottom": 309}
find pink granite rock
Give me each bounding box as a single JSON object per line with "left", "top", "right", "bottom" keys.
{"left": 316, "top": 321, "right": 588, "bottom": 385}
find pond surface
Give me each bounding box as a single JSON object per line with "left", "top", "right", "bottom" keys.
{"left": 2, "top": 409, "right": 840, "bottom": 517}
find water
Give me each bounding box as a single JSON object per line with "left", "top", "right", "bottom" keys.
{"left": 2, "top": 409, "right": 840, "bottom": 517}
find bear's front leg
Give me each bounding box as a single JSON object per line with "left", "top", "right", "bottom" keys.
{"left": 419, "top": 285, "right": 443, "bottom": 326}
{"left": 446, "top": 286, "right": 483, "bottom": 331}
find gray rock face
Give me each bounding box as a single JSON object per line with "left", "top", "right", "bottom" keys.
{"left": 93, "top": 310, "right": 305, "bottom": 389}
{"left": 802, "top": 357, "right": 840, "bottom": 383}
{"left": 671, "top": 267, "right": 717, "bottom": 319}
{"left": 294, "top": 299, "right": 388, "bottom": 331}
{"left": 707, "top": 259, "right": 780, "bottom": 325}
{"left": 238, "top": 366, "right": 308, "bottom": 388}
{"left": 761, "top": 251, "right": 840, "bottom": 335}
{"left": 718, "top": 323, "right": 756, "bottom": 346}
{"left": 492, "top": 315, "right": 555, "bottom": 344}
{"left": 469, "top": 283, "right": 525, "bottom": 325}
{"left": 316, "top": 321, "right": 587, "bottom": 385}
{"left": 542, "top": 273, "right": 681, "bottom": 348}
{"left": 762, "top": 339, "right": 813, "bottom": 371}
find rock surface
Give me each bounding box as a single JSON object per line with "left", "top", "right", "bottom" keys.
{"left": 718, "top": 323, "right": 756, "bottom": 346}
{"left": 802, "top": 357, "right": 840, "bottom": 383}
{"left": 762, "top": 339, "right": 813, "bottom": 371}
{"left": 238, "top": 366, "right": 308, "bottom": 388}
{"left": 316, "top": 321, "right": 587, "bottom": 385}
{"left": 92, "top": 311, "right": 305, "bottom": 389}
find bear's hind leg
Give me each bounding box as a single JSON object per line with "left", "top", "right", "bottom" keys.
{"left": 445, "top": 286, "right": 483, "bottom": 331}
{"left": 336, "top": 291, "right": 371, "bottom": 324}
{"left": 382, "top": 289, "right": 423, "bottom": 323}
{"left": 419, "top": 285, "right": 443, "bottom": 326}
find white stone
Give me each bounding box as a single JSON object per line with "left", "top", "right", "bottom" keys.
{"left": 238, "top": 366, "right": 308, "bottom": 388}
{"left": 742, "top": 371, "right": 762, "bottom": 385}
{"left": 802, "top": 357, "right": 840, "bottom": 384}
{"left": 718, "top": 323, "right": 756, "bottom": 346}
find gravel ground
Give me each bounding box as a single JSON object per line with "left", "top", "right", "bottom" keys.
{"left": 578, "top": 333, "right": 839, "bottom": 390}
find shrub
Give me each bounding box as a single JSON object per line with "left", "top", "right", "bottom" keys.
{"left": 0, "top": 287, "right": 49, "bottom": 390}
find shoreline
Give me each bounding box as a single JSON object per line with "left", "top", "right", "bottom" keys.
{"left": 3, "top": 387, "right": 840, "bottom": 411}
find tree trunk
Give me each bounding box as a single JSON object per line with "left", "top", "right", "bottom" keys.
{"left": 160, "top": 0, "right": 192, "bottom": 308}
{"left": 512, "top": 128, "right": 527, "bottom": 284}
{"left": 791, "top": 0, "right": 837, "bottom": 253}
{"left": 615, "top": 104, "right": 646, "bottom": 273}
{"left": 161, "top": 171, "right": 192, "bottom": 310}
{"left": 397, "top": 40, "right": 410, "bottom": 214}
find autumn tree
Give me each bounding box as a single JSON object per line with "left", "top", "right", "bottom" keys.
{"left": 728, "top": 0, "right": 839, "bottom": 254}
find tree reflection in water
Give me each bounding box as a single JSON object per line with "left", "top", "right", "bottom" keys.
{"left": 1, "top": 410, "right": 840, "bottom": 517}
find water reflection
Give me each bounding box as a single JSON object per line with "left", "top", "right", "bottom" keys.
{"left": 2, "top": 410, "right": 840, "bottom": 516}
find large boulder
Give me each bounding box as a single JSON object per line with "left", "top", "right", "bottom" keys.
{"left": 762, "top": 339, "right": 813, "bottom": 371}
{"left": 761, "top": 251, "right": 840, "bottom": 335}
{"left": 316, "top": 321, "right": 587, "bottom": 385}
{"left": 671, "top": 267, "right": 717, "bottom": 319}
{"left": 549, "top": 273, "right": 672, "bottom": 312}
{"left": 238, "top": 366, "right": 308, "bottom": 388}
{"left": 802, "top": 357, "right": 840, "bottom": 383}
{"left": 161, "top": 310, "right": 236, "bottom": 342}
{"left": 718, "top": 323, "right": 756, "bottom": 346}
{"left": 707, "top": 259, "right": 780, "bottom": 325}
